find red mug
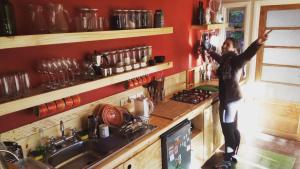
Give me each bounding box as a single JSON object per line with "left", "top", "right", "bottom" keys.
{"left": 55, "top": 99, "right": 66, "bottom": 112}
{"left": 72, "top": 95, "right": 81, "bottom": 107}
{"left": 34, "top": 104, "right": 48, "bottom": 117}
{"left": 47, "top": 101, "right": 57, "bottom": 114}
{"left": 64, "top": 97, "right": 74, "bottom": 109}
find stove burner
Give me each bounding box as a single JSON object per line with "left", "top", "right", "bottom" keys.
{"left": 171, "top": 88, "right": 212, "bottom": 104}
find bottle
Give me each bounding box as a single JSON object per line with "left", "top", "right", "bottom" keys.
{"left": 197, "top": 1, "right": 204, "bottom": 25}
{"left": 154, "top": 9, "right": 164, "bottom": 28}
{"left": 0, "top": 0, "right": 16, "bottom": 36}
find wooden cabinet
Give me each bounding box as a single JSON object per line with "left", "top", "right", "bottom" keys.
{"left": 212, "top": 100, "right": 224, "bottom": 151}
{"left": 122, "top": 140, "right": 162, "bottom": 169}
{"left": 203, "top": 106, "right": 214, "bottom": 161}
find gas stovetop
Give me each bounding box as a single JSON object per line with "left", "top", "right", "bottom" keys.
{"left": 171, "top": 88, "right": 212, "bottom": 104}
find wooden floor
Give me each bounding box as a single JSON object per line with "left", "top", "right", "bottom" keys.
{"left": 201, "top": 133, "right": 300, "bottom": 169}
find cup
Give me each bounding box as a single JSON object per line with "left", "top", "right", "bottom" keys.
{"left": 72, "top": 95, "right": 81, "bottom": 106}
{"left": 98, "top": 124, "right": 109, "bottom": 138}
{"left": 46, "top": 101, "right": 57, "bottom": 114}
{"left": 55, "top": 99, "right": 66, "bottom": 112}
{"left": 64, "top": 97, "right": 74, "bottom": 109}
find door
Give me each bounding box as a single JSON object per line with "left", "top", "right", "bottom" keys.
{"left": 255, "top": 4, "right": 300, "bottom": 140}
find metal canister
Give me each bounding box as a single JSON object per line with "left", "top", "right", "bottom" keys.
{"left": 98, "top": 124, "right": 109, "bottom": 138}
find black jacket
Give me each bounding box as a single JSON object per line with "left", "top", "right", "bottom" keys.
{"left": 209, "top": 40, "right": 262, "bottom": 105}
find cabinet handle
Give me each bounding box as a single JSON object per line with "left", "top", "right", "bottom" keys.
{"left": 127, "top": 164, "right": 132, "bottom": 169}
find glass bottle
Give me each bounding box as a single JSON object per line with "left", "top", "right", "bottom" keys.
{"left": 197, "top": 1, "right": 204, "bottom": 25}
{"left": 135, "top": 10, "right": 142, "bottom": 29}
{"left": 0, "top": 0, "right": 16, "bottom": 36}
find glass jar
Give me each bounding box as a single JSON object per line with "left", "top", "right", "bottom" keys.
{"left": 124, "top": 49, "right": 131, "bottom": 65}
{"left": 89, "top": 8, "right": 98, "bottom": 31}
{"left": 135, "top": 10, "right": 142, "bottom": 29}
{"left": 136, "top": 47, "right": 143, "bottom": 62}
{"left": 111, "top": 10, "right": 122, "bottom": 30}
{"left": 117, "top": 50, "right": 125, "bottom": 66}
{"left": 123, "top": 10, "right": 130, "bottom": 30}
{"left": 130, "top": 48, "right": 137, "bottom": 64}
{"left": 147, "top": 10, "right": 153, "bottom": 28}
{"left": 108, "top": 50, "right": 117, "bottom": 67}
{"left": 128, "top": 10, "right": 136, "bottom": 29}
{"left": 77, "top": 7, "right": 89, "bottom": 32}
{"left": 141, "top": 10, "right": 148, "bottom": 28}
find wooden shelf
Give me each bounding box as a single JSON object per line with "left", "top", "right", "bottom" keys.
{"left": 0, "top": 62, "right": 173, "bottom": 117}
{"left": 0, "top": 27, "right": 173, "bottom": 49}
{"left": 191, "top": 23, "right": 228, "bottom": 30}
{"left": 191, "top": 129, "right": 202, "bottom": 140}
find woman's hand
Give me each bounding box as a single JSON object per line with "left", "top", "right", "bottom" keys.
{"left": 258, "top": 30, "right": 272, "bottom": 45}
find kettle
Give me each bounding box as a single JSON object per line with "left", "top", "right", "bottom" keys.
{"left": 134, "top": 96, "right": 154, "bottom": 119}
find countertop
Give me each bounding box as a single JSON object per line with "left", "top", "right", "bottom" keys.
{"left": 93, "top": 92, "right": 219, "bottom": 169}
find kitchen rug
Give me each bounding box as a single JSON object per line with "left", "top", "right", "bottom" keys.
{"left": 232, "top": 145, "right": 296, "bottom": 169}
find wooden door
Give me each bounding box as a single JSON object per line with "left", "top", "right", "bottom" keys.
{"left": 255, "top": 4, "right": 300, "bottom": 140}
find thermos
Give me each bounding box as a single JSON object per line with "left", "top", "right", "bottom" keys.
{"left": 154, "top": 9, "right": 164, "bottom": 28}
{"left": 0, "top": 0, "right": 16, "bottom": 36}
{"left": 87, "top": 115, "right": 99, "bottom": 139}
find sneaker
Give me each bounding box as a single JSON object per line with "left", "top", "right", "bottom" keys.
{"left": 231, "top": 156, "right": 238, "bottom": 163}
{"left": 213, "top": 160, "right": 232, "bottom": 169}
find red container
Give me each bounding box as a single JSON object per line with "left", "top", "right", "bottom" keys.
{"left": 133, "top": 78, "right": 139, "bottom": 86}
{"left": 55, "top": 99, "right": 66, "bottom": 112}
{"left": 64, "top": 97, "right": 74, "bottom": 109}
{"left": 47, "top": 102, "right": 57, "bottom": 114}
{"left": 142, "top": 76, "right": 147, "bottom": 85}
{"left": 72, "top": 95, "right": 81, "bottom": 107}
{"left": 34, "top": 104, "right": 48, "bottom": 117}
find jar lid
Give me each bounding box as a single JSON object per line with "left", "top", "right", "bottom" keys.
{"left": 90, "top": 8, "right": 99, "bottom": 12}
{"left": 79, "top": 7, "right": 90, "bottom": 11}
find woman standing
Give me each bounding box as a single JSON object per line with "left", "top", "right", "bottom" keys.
{"left": 208, "top": 31, "right": 270, "bottom": 169}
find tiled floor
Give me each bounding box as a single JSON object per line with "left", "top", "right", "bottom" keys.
{"left": 202, "top": 133, "right": 300, "bottom": 169}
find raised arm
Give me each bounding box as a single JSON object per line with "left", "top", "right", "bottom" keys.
{"left": 207, "top": 51, "right": 222, "bottom": 64}
{"left": 233, "top": 30, "right": 271, "bottom": 68}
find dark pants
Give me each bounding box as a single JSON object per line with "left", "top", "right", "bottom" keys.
{"left": 219, "top": 102, "right": 241, "bottom": 161}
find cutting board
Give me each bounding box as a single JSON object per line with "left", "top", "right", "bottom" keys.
{"left": 151, "top": 100, "right": 194, "bottom": 120}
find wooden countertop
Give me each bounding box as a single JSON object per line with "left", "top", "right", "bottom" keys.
{"left": 94, "top": 93, "right": 219, "bottom": 169}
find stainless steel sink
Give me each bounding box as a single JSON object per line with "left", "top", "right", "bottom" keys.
{"left": 46, "top": 140, "right": 110, "bottom": 169}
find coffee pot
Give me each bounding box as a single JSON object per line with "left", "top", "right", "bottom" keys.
{"left": 134, "top": 95, "right": 154, "bottom": 120}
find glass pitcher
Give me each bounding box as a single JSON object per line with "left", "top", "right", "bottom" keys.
{"left": 28, "top": 4, "right": 48, "bottom": 34}
{"left": 47, "top": 3, "right": 71, "bottom": 33}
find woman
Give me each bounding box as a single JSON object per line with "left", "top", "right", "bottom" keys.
{"left": 208, "top": 31, "right": 270, "bottom": 169}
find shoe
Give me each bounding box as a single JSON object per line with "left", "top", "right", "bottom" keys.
{"left": 213, "top": 160, "right": 232, "bottom": 169}
{"left": 231, "top": 156, "right": 237, "bottom": 163}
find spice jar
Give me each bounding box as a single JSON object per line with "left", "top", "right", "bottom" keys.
{"left": 128, "top": 10, "right": 136, "bottom": 29}
{"left": 141, "top": 10, "right": 148, "bottom": 28}
{"left": 135, "top": 10, "right": 142, "bottom": 29}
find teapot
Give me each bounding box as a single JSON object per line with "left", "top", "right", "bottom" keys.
{"left": 134, "top": 95, "right": 154, "bottom": 119}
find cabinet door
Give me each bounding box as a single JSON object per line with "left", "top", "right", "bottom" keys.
{"left": 114, "top": 164, "right": 124, "bottom": 169}
{"left": 203, "top": 106, "right": 214, "bottom": 161}
{"left": 123, "top": 140, "right": 162, "bottom": 169}
{"left": 212, "top": 101, "right": 224, "bottom": 151}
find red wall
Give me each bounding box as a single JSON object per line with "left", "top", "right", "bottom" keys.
{"left": 0, "top": 0, "right": 205, "bottom": 132}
